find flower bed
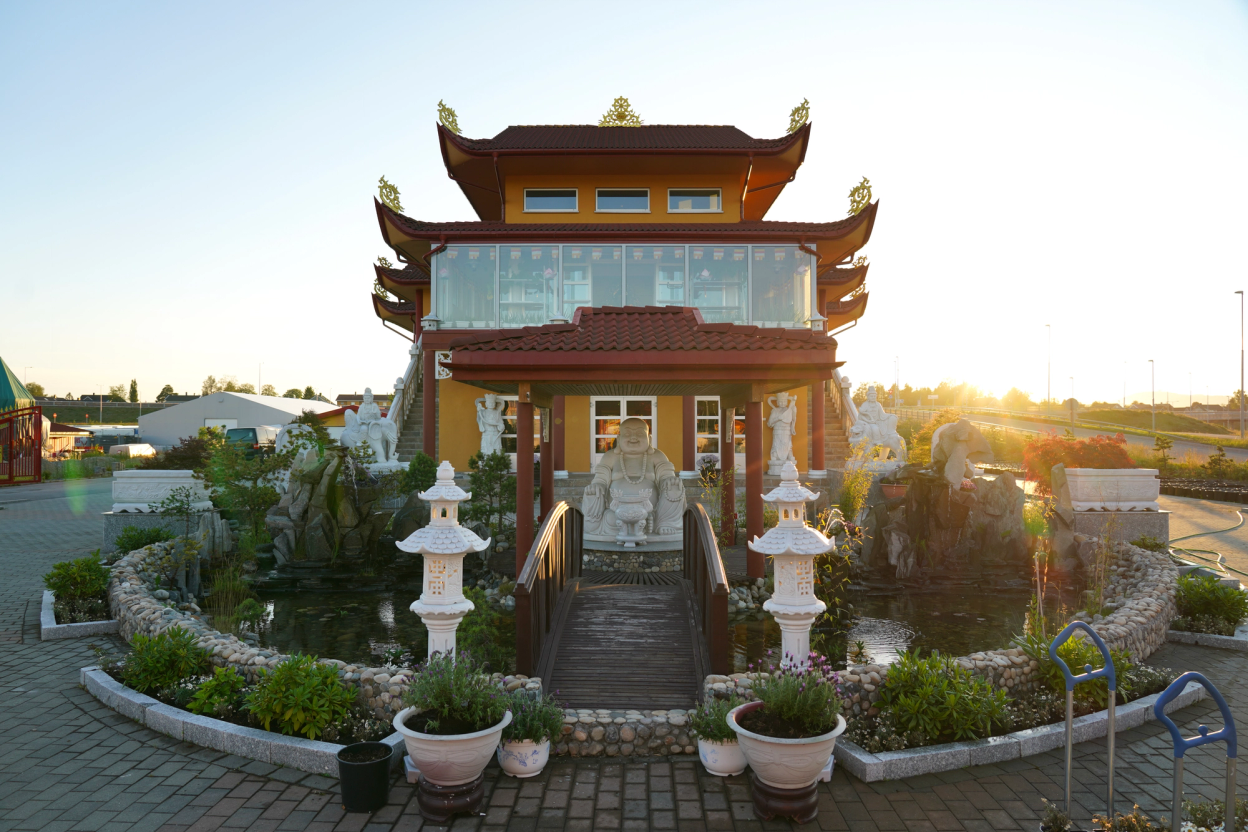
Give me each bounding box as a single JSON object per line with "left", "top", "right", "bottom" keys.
{"left": 41, "top": 552, "right": 118, "bottom": 640}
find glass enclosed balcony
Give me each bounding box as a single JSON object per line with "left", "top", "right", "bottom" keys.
{"left": 433, "top": 243, "right": 812, "bottom": 329}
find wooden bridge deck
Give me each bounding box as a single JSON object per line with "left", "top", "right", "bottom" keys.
{"left": 537, "top": 574, "right": 707, "bottom": 710}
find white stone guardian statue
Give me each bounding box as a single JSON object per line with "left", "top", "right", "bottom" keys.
{"left": 847, "top": 386, "right": 907, "bottom": 471}
{"left": 475, "top": 394, "right": 507, "bottom": 457}
{"left": 582, "top": 418, "right": 686, "bottom": 543}
{"left": 766, "top": 391, "right": 798, "bottom": 476}
{"left": 341, "top": 388, "right": 402, "bottom": 472}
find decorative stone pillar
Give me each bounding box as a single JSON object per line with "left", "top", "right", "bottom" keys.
{"left": 397, "top": 462, "right": 491, "bottom": 657}
{"left": 751, "top": 461, "right": 832, "bottom": 669}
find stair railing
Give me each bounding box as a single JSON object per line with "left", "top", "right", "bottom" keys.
{"left": 514, "top": 501, "right": 583, "bottom": 676}
{"left": 832, "top": 368, "right": 857, "bottom": 435}
{"left": 683, "top": 503, "right": 730, "bottom": 675}
{"left": 387, "top": 343, "right": 422, "bottom": 444}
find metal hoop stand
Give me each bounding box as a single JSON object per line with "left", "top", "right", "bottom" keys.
{"left": 1153, "top": 672, "right": 1238, "bottom": 832}
{"left": 1048, "top": 622, "right": 1118, "bottom": 819}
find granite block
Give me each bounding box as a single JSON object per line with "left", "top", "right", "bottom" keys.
{"left": 875, "top": 742, "right": 970, "bottom": 779}
{"left": 966, "top": 735, "right": 1021, "bottom": 766}
{"left": 268, "top": 735, "right": 340, "bottom": 777}
{"left": 832, "top": 741, "right": 881, "bottom": 782}
{"left": 143, "top": 704, "right": 186, "bottom": 741}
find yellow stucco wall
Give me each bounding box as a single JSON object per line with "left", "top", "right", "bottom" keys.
{"left": 506, "top": 174, "right": 740, "bottom": 224}
{"left": 759, "top": 385, "right": 809, "bottom": 472}
{"left": 563, "top": 396, "right": 591, "bottom": 473}
{"left": 656, "top": 396, "right": 683, "bottom": 470}
{"left": 437, "top": 380, "right": 485, "bottom": 471}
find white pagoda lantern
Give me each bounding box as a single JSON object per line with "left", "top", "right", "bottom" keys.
{"left": 396, "top": 461, "right": 491, "bottom": 657}
{"left": 750, "top": 460, "right": 833, "bottom": 670}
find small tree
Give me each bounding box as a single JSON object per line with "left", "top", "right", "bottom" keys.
{"left": 260, "top": 384, "right": 277, "bottom": 397}
{"left": 153, "top": 486, "right": 201, "bottom": 539}
{"left": 27, "top": 381, "right": 45, "bottom": 397}
{"left": 302, "top": 386, "right": 317, "bottom": 400}
{"left": 282, "top": 388, "right": 302, "bottom": 398}
{"left": 405, "top": 452, "right": 438, "bottom": 494}
{"left": 1204, "top": 446, "right": 1233, "bottom": 479}
{"left": 236, "top": 383, "right": 256, "bottom": 395}
{"left": 201, "top": 440, "right": 294, "bottom": 540}
{"left": 462, "top": 452, "right": 518, "bottom": 555}
{"left": 202, "top": 376, "right": 220, "bottom": 395}
{"left": 156, "top": 384, "right": 174, "bottom": 402}
{"left": 1153, "top": 434, "right": 1174, "bottom": 468}
{"left": 128, "top": 379, "right": 138, "bottom": 403}
{"left": 108, "top": 384, "right": 127, "bottom": 402}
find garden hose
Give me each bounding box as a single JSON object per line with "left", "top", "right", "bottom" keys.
{"left": 1168, "top": 509, "right": 1245, "bottom": 544}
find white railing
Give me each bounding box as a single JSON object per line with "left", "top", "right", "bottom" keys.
{"left": 832, "top": 368, "right": 857, "bottom": 431}
{"left": 387, "top": 342, "right": 423, "bottom": 442}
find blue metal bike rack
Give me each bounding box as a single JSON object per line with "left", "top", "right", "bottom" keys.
{"left": 1153, "top": 672, "right": 1237, "bottom": 832}
{"left": 1049, "top": 622, "right": 1118, "bottom": 817}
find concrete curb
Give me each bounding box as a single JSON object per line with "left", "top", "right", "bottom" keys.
{"left": 1166, "top": 628, "right": 1248, "bottom": 652}
{"left": 833, "top": 680, "right": 1207, "bottom": 782}
{"left": 80, "top": 667, "right": 405, "bottom": 777}
{"left": 41, "top": 591, "right": 120, "bottom": 641}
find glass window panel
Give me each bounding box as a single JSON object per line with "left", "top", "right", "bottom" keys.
{"left": 668, "top": 189, "right": 720, "bottom": 212}
{"left": 696, "top": 398, "right": 719, "bottom": 417}
{"left": 433, "top": 246, "right": 496, "bottom": 328}
{"left": 499, "top": 399, "right": 539, "bottom": 459}
{"left": 595, "top": 418, "right": 620, "bottom": 436}
{"left": 625, "top": 400, "right": 652, "bottom": 416}
{"left": 596, "top": 189, "right": 649, "bottom": 211}
{"left": 524, "top": 189, "right": 577, "bottom": 211}
{"left": 689, "top": 245, "right": 747, "bottom": 324}
{"left": 733, "top": 413, "right": 746, "bottom": 454}
{"left": 595, "top": 400, "right": 621, "bottom": 416}
{"left": 751, "top": 246, "right": 812, "bottom": 328}
{"left": 596, "top": 437, "right": 616, "bottom": 453}
{"left": 696, "top": 437, "right": 720, "bottom": 454}
{"left": 562, "top": 246, "right": 622, "bottom": 317}
{"left": 625, "top": 246, "right": 684, "bottom": 307}
{"left": 498, "top": 246, "right": 558, "bottom": 327}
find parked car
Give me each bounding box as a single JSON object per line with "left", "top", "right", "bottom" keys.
{"left": 224, "top": 425, "right": 280, "bottom": 458}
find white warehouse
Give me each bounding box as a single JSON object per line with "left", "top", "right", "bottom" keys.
{"left": 138, "top": 393, "right": 337, "bottom": 448}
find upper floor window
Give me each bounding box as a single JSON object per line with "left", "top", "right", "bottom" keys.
{"left": 524, "top": 189, "right": 578, "bottom": 212}
{"left": 668, "top": 189, "right": 721, "bottom": 213}
{"left": 596, "top": 189, "right": 649, "bottom": 212}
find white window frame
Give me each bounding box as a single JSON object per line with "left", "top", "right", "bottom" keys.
{"left": 693, "top": 396, "right": 722, "bottom": 468}
{"left": 589, "top": 396, "right": 658, "bottom": 468}
{"left": 595, "top": 188, "right": 650, "bottom": 214}
{"left": 523, "top": 188, "right": 579, "bottom": 213}
{"left": 667, "top": 188, "right": 723, "bottom": 214}
{"left": 496, "top": 395, "right": 541, "bottom": 471}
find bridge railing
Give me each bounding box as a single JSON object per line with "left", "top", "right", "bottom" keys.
{"left": 514, "top": 501, "right": 583, "bottom": 677}
{"left": 683, "top": 504, "right": 730, "bottom": 675}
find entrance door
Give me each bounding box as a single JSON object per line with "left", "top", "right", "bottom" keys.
{"left": 590, "top": 397, "right": 657, "bottom": 468}
{"left": 692, "top": 397, "right": 745, "bottom": 473}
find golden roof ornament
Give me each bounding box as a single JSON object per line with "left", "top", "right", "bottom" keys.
{"left": 437, "top": 99, "right": 460, "bottom": 135}
{"left": 853, "top": 255, "right": 867, "bottom": 268}
{"left": 787, "top": 98, "right": 810, "bottom": 134}
{"left": 847, "top": 177, "right": 872, "bottom": 216}
{"left": 373, "top": 277, "right": 393, "bottom": 301}
{"left": 599, "top": 96, "right": 643, "bottom": 127}
{"left": 378, "top": 176, "right": 403, "bottom": 212}
{"left": 376, "top": 256, "right": 393, "bottom": 269}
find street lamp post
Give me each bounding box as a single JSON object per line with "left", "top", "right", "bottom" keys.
{"left": 1237, "top": 291, "right": 1245, "bottom": 439}
{"left": 1149, "top": 360, "right": 1155, "bottom": 434}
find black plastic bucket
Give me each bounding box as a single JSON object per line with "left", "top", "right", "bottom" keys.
{"left": 337, "top": 742, "right": 392, "bottom": 813}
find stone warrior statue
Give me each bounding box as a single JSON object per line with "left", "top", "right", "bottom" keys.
{"left": 475, "top": 394, "right": 507, "bottom": 457}
{"left": 848, "top": 385, "right": 907, "bottom": 463}
{"left": 582, "top": 418, "right": 687, "bottom": 542}
{"left": 341, "top": 388, "right": 400, "bottom": 466}
{"left": 766, "top": 391, "right": 797, "bottom": 475}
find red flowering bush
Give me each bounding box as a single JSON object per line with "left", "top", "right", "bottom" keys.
{"left": 1024, "top": 431, "right": 1135, "bottom": 494}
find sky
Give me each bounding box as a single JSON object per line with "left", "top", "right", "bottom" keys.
{"left": 2, "top": 1, "right": 1247, "bottom": 406}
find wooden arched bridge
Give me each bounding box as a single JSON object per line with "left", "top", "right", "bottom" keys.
{"left": 514, "top": 502, "right": 730, "bottom": 710}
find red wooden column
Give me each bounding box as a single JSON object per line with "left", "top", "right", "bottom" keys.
{"left": 539, "top": 408, "right": 553, "bottom": 521}
{"left": 811, "top": 382, "right": 826, "bottom": 474}
{"left": 745, "top": 399, "right": 765, "bottom": 579}
{"left": 422, "top": 348, "right": 436, "bottom": 459}
{"left": 682, "top": 395, "right": 696, "bottom": 473}
{"left": 719, "top": 406, "right": 735, "bottom": 545}
{"left": 552, "top": 396, "right": 566, "bottom": 473}
{"left": 515, "top": 385, "right": 534, "bottom": 577}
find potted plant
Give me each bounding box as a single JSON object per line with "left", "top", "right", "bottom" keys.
{"left": 879, "top": 474, "right": 908, "bottom": 500}
{"left": 727, "top": 654, "right": 846, "bottom": 791}
{"left": 337, "top": 742, "right": 392, "bottom": 813}
{"left": 690, "top": 696, "right": 746, "bottom": 777}
{"left": 497, "top": 692, "right": 563, "bottom": 778}
{"left": 392, "top": 651, "right": 511, "bottom": 788}
{"left": 1039, "top": 798, "right": 1073, "bottom": 832}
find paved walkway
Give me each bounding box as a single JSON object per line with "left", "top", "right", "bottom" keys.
{"left": 1160, "top": 494, "right": 1248, "bottom": 579}
{"left": 1, "top": 479, "right": 1246, "bottom": 832}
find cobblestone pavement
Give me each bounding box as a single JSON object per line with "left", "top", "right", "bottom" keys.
{"left": 1, "top": 480, "right": 1246, "bottom": 832}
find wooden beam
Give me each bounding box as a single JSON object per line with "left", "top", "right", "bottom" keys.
{"left": 516, "top": 393, "right": 534, "bottom": 577}
{"left": 720, "top": 407, "right": 736, "bottom": 545}
{"left": 745, "top": 400, "right": 765, "bottom": 579}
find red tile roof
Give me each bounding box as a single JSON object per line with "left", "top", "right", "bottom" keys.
{"left": 446, "top": 124, "right": 803, "bottom": 153}
{"left": 374, "top": 261, "right": 429, "bottom": 284}
{"left": 450, "top": 306, "right": 834, "bottom": 354}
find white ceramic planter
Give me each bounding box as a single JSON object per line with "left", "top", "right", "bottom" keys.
{"left": 727, "top": 701, "right": 846, "bottom": 789}
{"left": 393, "top": 707, "right": 512, "bottom": 786}
{"left": 697, "top": 738, "right": 746, "bottom": 777}
{"left": 112, "top": 470, "right": 213, "bottom": 513}
{"left": 497, "top": 739, "right": 550, "bottom": 778}
{"left": 1056, "top": 466, "right": 1160, "bottom": 512}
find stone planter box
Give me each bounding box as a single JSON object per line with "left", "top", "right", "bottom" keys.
{"left": 80, "top": 666, "right": 404, "bottom": 776}
{"left": 112, "top": 469, "right": 212, "bottom": 513}
{"left": 41, "top": 590, "right": 119, "bottom": 640}
{"left": 1057, "top": 466, "right": 1160, "bottom": 512}
{"left": 1167, "top": 626, "right": 1248, "bottom": 651}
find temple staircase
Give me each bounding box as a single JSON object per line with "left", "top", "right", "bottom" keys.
{"left": 823, "top": 386, "right": 853, "bottom": 468}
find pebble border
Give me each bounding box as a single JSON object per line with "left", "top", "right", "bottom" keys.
{"left": 555, "top": 708, "right": 695, "bottom": 758}
{"left": 41, "top": 590, "right": 120, "bottom": 641}
{"left": 79, "top": 666, "right": 404, "bottom": 777}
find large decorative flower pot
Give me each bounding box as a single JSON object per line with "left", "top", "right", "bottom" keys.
{"left": 881, "top": 483, "right": 908, "bottom": 500}
{"left": 1056, "top": 466, "right": 1160, "bottom": 512}
{"left": 727, "top": 701, "right": 846, "bottom": 789}
{"left": 393, "top": 707, "right": 512, "bottom": 787}
{"left": 697, "top": 738, "right": 747, "bottom": 777}
{"left": 497, "top": 739, "right": 550, "bottom": 778}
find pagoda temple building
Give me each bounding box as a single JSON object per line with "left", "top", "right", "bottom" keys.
{"left": 369, "top": 103, "right": 875, "bottom": 578}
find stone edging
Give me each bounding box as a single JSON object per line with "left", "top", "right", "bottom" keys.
{"left": 41, "top": 590, "right": 120, "bottom": 641}
{"left": 834, "top": 680, "right": 1206, "bottom": 782}
{"left": 1166, "top": 628, "right": 1248, "bottom": 652}
{"left": 80, "top": 666, "right": 404, "bottom": 777}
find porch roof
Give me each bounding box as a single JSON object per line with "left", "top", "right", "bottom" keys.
{"left": 443, "top": 306, "right": 840, "bottom": 408}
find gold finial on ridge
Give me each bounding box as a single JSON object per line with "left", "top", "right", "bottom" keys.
{"left": 437, "top": 100, "right": 460, "bottom": 134}
{"left": 787, "top": 98, "right": 810, "bottom": 134}
{"left": 378, "top": 176, "right": 403, "bottom": 212}
{"left": 847, "top": 177, "right": 872, "bottom": 216}
{"left": 599, "top": 96, "right": 643, "bottom": 127}
{"left": 376, "top": 256, "right": 393, "bottom": 269}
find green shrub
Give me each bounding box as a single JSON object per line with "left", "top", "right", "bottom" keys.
{"left": 1130, "top": 535, "right": 1167, "bottom": 553}
{"left": 245, "top": 654, "right": 355, "bottom": 740}
{"left": 1175, "top": 573, "right": 1248, "bottom": 630}
{"left": 1017, "top": 630, "right": 1135, "bottom": 709}
{"left": 689, "top": 696, "right": 741, "bottom": 743}
{"left": 121, "top": 627, "right": 211, "bottom": 693}
{"left": 188, "top": 667, "right": 246, "bottom": 719}
{"left": 405, "top": 451, "right": 438, "bottom": 494}
{"left": 1183, "top": 798, "right": 1248, "bottom": 832}
{"left": 457, "top": 587, "right": 516, "bottom": 674}
{"left": 403, "top": 651, "right": 508, "bottom": 734}
{"left": 113, "top": 525, "right": 175, "bottom": 555}
{"left": 501, "top": 693, "right": 565, "bottom": 744}
{"left": 750, "top": 654, "right": 843, "bottom": 738}
{"left": 43, "top": 552, "right": 110, "bottom": 601}
{"left": 875, "top": 650, "right": 1010, "bottom": 743}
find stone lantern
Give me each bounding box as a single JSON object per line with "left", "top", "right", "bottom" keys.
{"left": 396, "top": 461, "right": 491, "bottom": 656}
{"left": 750, "top": 460, "right": 833, "bottom": 669}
